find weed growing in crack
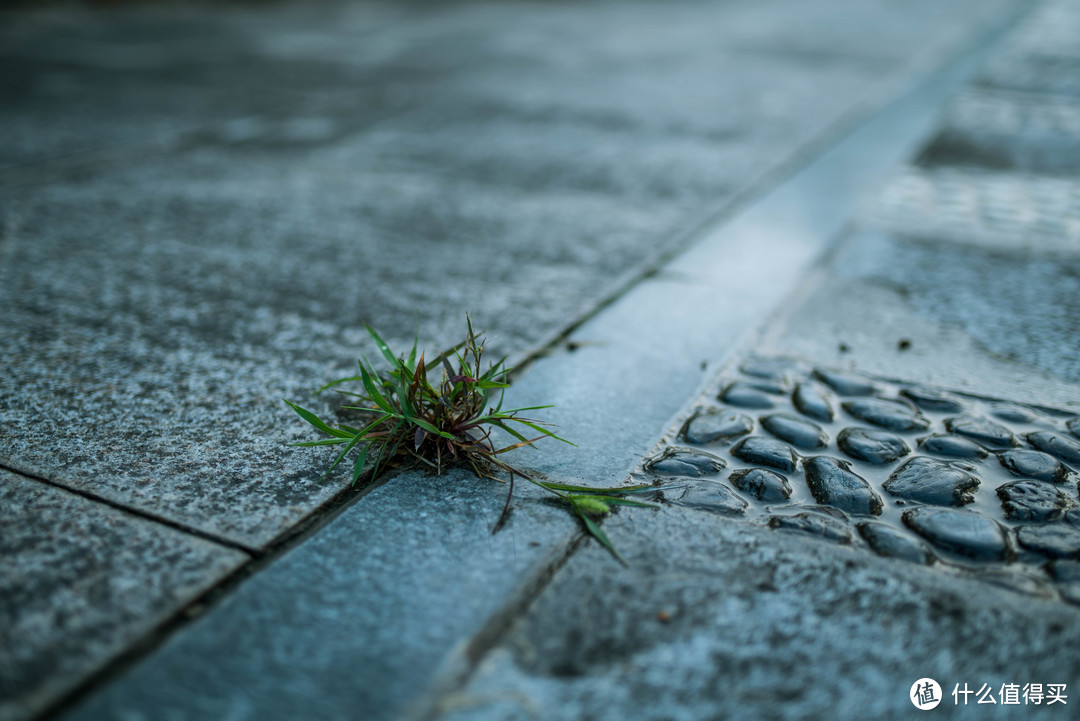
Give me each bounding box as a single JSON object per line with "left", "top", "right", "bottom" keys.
{"left": 285, "top": 317, "right": 657, "bottom": 563}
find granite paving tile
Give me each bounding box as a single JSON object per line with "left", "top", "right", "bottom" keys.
{"left": 0, "top": 0, "right": 1018, "bottom": 549}
{"left": 0, "top": 470, "right": 248, "bottom": 721}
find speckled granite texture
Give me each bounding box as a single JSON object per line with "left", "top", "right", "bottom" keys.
{"left": 0, "top": 0, "right": 1015, "bottom": 549}
{"left": 0, "top": 471, "right": 247, "bottom": 721}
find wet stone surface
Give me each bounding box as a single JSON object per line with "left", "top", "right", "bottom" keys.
{"left": 842, "top": 398, "right": 930, "bottom": 432}
{"left": 718, "top": 382, "right": 778, "bottom": 409}
{"left": 1027, "top": 431, "right": 1080, "bottom": 467}
{"left": 883, "top": 457, "right": 980, "bottom": 507}
{"left": 997, "top": 449, "right": 1073, "bottom": 483}
{"left": 1017, "top": 524, "right": 1080, "bottom": 559}
{"left": 730, "top": 436, "right": 798, "bottom": 472}
{"left": 792, "top": 382, "right": 836, "bottom": 422}
{"left": 638, "top": 357, "right": 1080, "bottom": 603}
{"left": 900, "top": 387, "right": 966, "bottom": 413}
{"left": 728, "top": 468, "right": 792, "bottom": 502}
{"left": 857, "top": 521, "right": 936, "bottom": 565}
{"left": 768, "top": 512, "right": 853, "bottom": 545}
{"left": 837, "top": 427, "right": 910, "bottom": 465}
{"left": 760, "top": 413, "right": 828, "bottom": 450}
{"left": 803, "top": 456, "right": 883, "bottom": 516}
{"left": 813, "top": 369, "right": 877, "bottom": 396}
{"left": 738, "top": 357, "right": 803, "bottom": 383}
{"left": 903, "top": 507, "right": 1013, "bottom": 562}
{"left": 670, "top": 482, "right": 748, "bottom": 516}
{"left": 945, "top": 416, "right": 1018, "bottom": 449}
{"left": 997, "top": 480, "right": 1077, "bottom": 522}
{"left": 682, "top": 411, "right": 753, "bottom": 445}
{"left": 917, "top": 434, "right": 988, "bottom": 459}
{"left": 990, "top": 403, "right": 1041, "bottom": 423}
{"left": 643, "top": 448, "right": 726, "bottom": 478}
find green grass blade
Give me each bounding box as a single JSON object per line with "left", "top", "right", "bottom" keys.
{"left": 358, "top": 363, "right": 395, "bottom": 414}
{"left": 322, "top": 431, "right": 367, "bottom": 480}
{"left": 410, "top": 417, "right": 456, "bottom": 439}
{"left": 488, "top": 419, "right": 530, "bottom": 443}
{"left": 290, "top": 438, "right": 353, "bottom": 447}
{"left": 371, "top": 419, "right": 405, "bottom": 478}
{"left": 351, "top": 446, "right": 369, "bottom": 485}
{"left": 283, "top": 400, "right": 353, "bottom": 439}
{"left": 366, "top": 324, "right": 399, "bottom": 368}
{"left": 506, "top": 419, "right": 576, "bottom": 446}
{"left": 316, "top": 376, "right": 364, "bottom": 394}
{"left": 407, "top": 317, "right": 419, "bottom": 369}
{"left": 576, "top": 508, "right": 626, "bottom": 565}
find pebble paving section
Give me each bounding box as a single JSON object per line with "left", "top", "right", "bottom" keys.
{"left": 636, "top": 356, "right": 1080, "bottom": 602}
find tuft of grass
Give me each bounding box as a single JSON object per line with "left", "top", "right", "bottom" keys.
{"left": 285, "top": 316, "right": 657, "bottom": 563}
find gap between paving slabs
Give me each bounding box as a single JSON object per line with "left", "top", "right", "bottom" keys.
{"left": 0, "top": 470, "right": 250, "bottom": 721}
{"left": 55, "top": 17, "right": 1025, "bottom": 721}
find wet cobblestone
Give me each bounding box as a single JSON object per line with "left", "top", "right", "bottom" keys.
{"left": 639, "top": 356, "right": 1080, "bottom": 603}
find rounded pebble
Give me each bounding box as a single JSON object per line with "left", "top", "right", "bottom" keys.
{"left": 989, "top": 403, "right": 1040, "bottom": 423}
{"left": 1017, "top": 524, "right": 1080, "bottom": 559}
{"left": 899, "top": 387, "right": 965, "bottom": 413}
{"left": 996, "top": 480, "right": 1077, "bottom": 522}
{"left": 837, "top": 427, "right": 910, "bottom": 465}
{"left": 883, "top": 457, "right": 981, "bottom": 507}
{"left": 813, "top": 368, "right": 877, "bottom": 396}
{"left": 902, "top": 507, "right": 1013, "bottom": 562}
{"left": 1066, "top": 510, "right": 1080, "bottom": 529}
{"left": 760, "top": 413, "right": 828, "bottom": 450}
{"left": 671, "top": 481, "right": 748, "bottom": 516}
{"left": 645, "top": 447, "right": 726, "bottom": 477}
{"left": 1069, "top": 417, "right": 1080, "bottom": 440}
{"left": 1048, "top": 559, "right": 1080, "bottom": 583}
{"left": 997, "top": 449, "right": 1072, "bottom": 483}
{"left": 842, "top": 399, "right": 929, "bottom": 432}
{"left": 792, "top": 382, "right": 835, "bottom": 422}
{"left": 857, "top": 522, "right": 936, "bottom": 565}
{"left": 1026, "top": 431, "right": 1080, "bottom": 467}
{"left": 683, "top": 411, "right": 754, "bottom": 445}
{"left": 917, "top": 434, "right": 987, "bottom": 459}
{"left": 719, "top": 382, "right": 775, "bottom": 409}
{"left": 728, "top": 468, "right": 792, "bottom": 502}
{"left": 730, "top": 436, "right": 798, "bottom": 472}
{"left": 768, "top": 513, "right": 852, "bottom": 544}
{"left": 803, "top": 456, "right": 883, "bottom": 516}
{"left": 739, "top": 357, "right": 801, "bottom": 382}
{"left": 944, "top": 416, "right": 1017, "bottom": 449}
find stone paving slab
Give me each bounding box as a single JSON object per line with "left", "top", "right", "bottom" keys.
{"left": 62, "top": 467, "right": 578, "bottom": 721}
{"left": 440, "top": 504, "right": 1080, "bottom": 721}
{"left": 760, "top": 228, "right": 1080, "bottom": 409}
{"left": 0, "top": 2, "right": 420, "bottom": 171}
{"left": 0, "top": 0, "right": 1018, "bottom": 552}
{"left": 760, "top": 0, "right": 1080, "bottom": 410}
{"left": 433, "top": 1, "right": 1080, "bottom": 717}
{"left": 50, "top": 7, "right": 1031, "bottom": 718}
{"left": 0, "top": 470, "right": 248, "bottom": 721}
